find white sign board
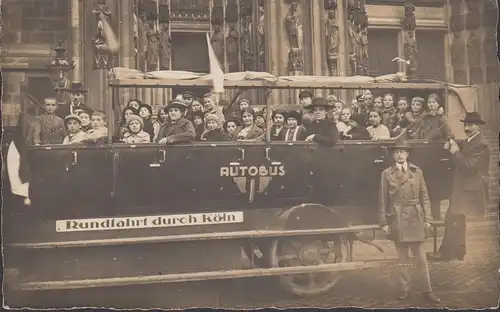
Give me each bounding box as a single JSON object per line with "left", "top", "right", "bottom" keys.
{"left": 56, "top": 211, "right": 244, "bottom": 233}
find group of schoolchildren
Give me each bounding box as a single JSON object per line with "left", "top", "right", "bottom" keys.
{"left": 30, "top": 85, "right": 450, "bottom": 146}
{"left": 334, "top": 90, "right": 450, "bottom": 141}
{"left": 30, "top": 97, "right": 109, "bottom": 146}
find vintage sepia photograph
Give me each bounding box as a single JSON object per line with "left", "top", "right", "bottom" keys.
{"left": 1, "top": 0, "right": 499, "bottom": 309}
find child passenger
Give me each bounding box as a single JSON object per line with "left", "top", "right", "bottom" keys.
{"left": 284, "top": 110, "right": 307, "bottom": 141}
{"left": 82, "top": 110, "right": 109, "bottom": 144}
{"left": 190, "top": 110, "right": 205, "bottom": 140}
{"left": 156, "top": 99, "right": 196, "bottom": 146}
{"left": 122, "top": 115, "right": 151, "bottom": 144}
{"left": 421, "top": 93, "right": 450, "bottom": 140}
{"left": 200, "top": 114, "right": 228, "bottom": 141}
{"left": 77, "top": 110, "right": 92, "bottom": 132}
{"left": 33, "top": 97, "right": 66, "bottom": 145}
{"left": 138, "top": 103, "right": 155, "bottom": 141}
{"left": 62, "top": 115, "right": 85, "bottom": 145}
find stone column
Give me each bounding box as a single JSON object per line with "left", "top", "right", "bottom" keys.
{"left": 118, "top": 0, "right": 134, "bottom": 107}
{"left": 263, "top": 0, "right": 280, "bottom": 105}
{"left": 71, "top": 0, "right": 83, "bottom": 82}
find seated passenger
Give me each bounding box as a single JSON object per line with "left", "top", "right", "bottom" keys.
{"left": 373, "top": 96, "right": 383, "bottom": 111}
{"left": 392, "top": 96, "right": 410, "bottom": 135}
{"left": 381, "top": 93, "right": 397, "bottom": 128}
{"left": 138, "top": 103, "right": 155, "bottom": 141}
{"left": 62, "top": 115, "right": 85, "bottom": 145}
{"left": 150, "top": 109, "right": 161, "bottom": 142}
{"left": 299, "top": 90, "right": 314, "bottom": 128}
{"left": 402, "top": 96, "right": 427, "bottom": 139}
{"left": 270, "top": 108, "right": 286, "bottom": 141}
{"left": 234, "top": 107, "right": 264, "bottom": 141}
{"left": 186, "top": 97, "right": 204, "bottom": 121}
{"left": 122, "top": 115, "right": 151, "bottom": 144}
{"left": 421, "top": 93, "right": 450, "bottom": 140}
{"left": 158, "top": 106, "right": 169, "bottom": 124}
{"left": 116, "top": 107, "right": 138, "bottom": 140}
{"left": 366, "top": 110, "right": 391, "bottom": 140}
{"left": 254, "top": 110, "right": 266, "bottom": 130}
{"left": 77, "top": 110, "right": 92, "bottom": 132}
{"left": 182, "top": 91, "right": 196, "bottom": 106}
{"left": 156, "top": 99, "right": 196, "bottom": 146}
{"left": 284, "top": 110, "right": 307, "bottom": 141}
{"left": 351, "top": 94, "right": 369, "bottom": 127}
{"left": 201, "top": 114, "right": 228, "bottom": 142}
{"left": 203, "top": 93, "right": 226, "bottom": 125}
{"left": 223, "top": 117, "right": 241, "bottom": 140}
{"left": 82, "top": 110, "right": 109, "bottom": 144}
{"left": 304, "top": 97, "right": 338, "bottom": 146}
{"left": 190, "top": 111, "right": 205, "bottom": 141}
{"left": 33, "top": 97, "right": 65, "bottom": 145}
{"left": 337, "top": 108, "right": 370, "bottom": 140}
{"left": 126, "top": 99, "right": 142, "bottom": 111}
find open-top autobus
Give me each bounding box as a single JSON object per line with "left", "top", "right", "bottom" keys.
{"left": 3, "top": 71, "right": 472, "bottom": 302}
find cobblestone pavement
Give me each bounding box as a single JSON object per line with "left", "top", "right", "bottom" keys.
{"left": 12, "top": 219, "right": 499, "bottom": 310}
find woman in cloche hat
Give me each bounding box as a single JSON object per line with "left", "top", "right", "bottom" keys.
{"left": 156, "top": 99, "right": 195, "bottom": 146}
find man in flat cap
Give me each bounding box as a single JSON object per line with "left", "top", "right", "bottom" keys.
{"left": 433, "top": 112, "right": 490, "bottom": 261}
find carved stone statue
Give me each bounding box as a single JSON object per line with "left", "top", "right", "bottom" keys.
{"left": 284, "top": 0, "right": 303, "bottom": 50}
{"left": 285, "top": 0, "right": 304, "bottom": 72}
{"left": 211, "top": 26, "right": 226, "bottom": 71}
{"left": 146, "top": 22, "right": 160, "bottom": 71}
{"left": 404, "top": 31, "right": 418, "bottom": 77}
{"left": 325, "top": 10, "right": 340, "bottom": 58}
{"left": 159, "top": 23, "right": 171, "bottom": 70}
{"left": 258, "top": 5, "right": 265, "bottom": 64}
{"left": 359, "top": 28, "right": 369, "bottom": 76}
{"left": 450, "top": 32, "right": 466, "bottom": 69}
{"left": 403, "top": 1, "right": 416, "bottom": 32}
{"left": 226, "top": 25, "right": 240, "bottom": 73}
{"left": 92, "top": 0, "right": 113, "bottom": 69}
{"left": 240, "top": 12, "right": 254, "bottom": 71}
{"left": 466, "top": 31, "right": 481, "bottom": 67}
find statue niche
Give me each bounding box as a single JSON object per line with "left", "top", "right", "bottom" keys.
{"left": 159, "top": 23, "right": 171, "bottom": 70}
{"left": 211, "top": 25, "right": 226, "bottom": 72}
{"left": 325, "top": 7, "right": 339, "bottom": 76}
{"left": 226, "top": 25, "right": 240, "bottom": 73}
{"left": 347, "top": 0, "right": 368, "bottom": 76}
{"left": 92, "top": 0, "right": 112, "bottom": 69}
{"left": 450, "top": 32, "right": 466, "bottom": 70}
{"left": 146, "top": 21, "right": 160, "bottom": 71}
{"left": 402, "top": 1, "right": 417, "bottom": 78}
{"left": 285, "top": 0, "right": 304, "bottom": 72}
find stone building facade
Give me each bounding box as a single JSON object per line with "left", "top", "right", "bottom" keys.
{"left": 1, "top": 0, "right": 498, "bottom": 210}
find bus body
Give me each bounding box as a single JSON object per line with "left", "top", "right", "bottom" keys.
{"left": 3, "top": 73, "right": 469, "bottom": 300}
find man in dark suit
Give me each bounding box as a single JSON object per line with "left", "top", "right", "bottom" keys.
{"left": 304, "top": 97, "right": 338, "bottom": 146}
{"left": 55, "top": 82, "right": 93, "bottom": 119}
{"left": 433, "top": 112, "right": 490, "bottom": 261}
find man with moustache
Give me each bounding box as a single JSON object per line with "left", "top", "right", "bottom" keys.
{"left": 379, "top": 138, "right": 440, "bottom": 303}
{"left": 432, "top": 112, "right": 490, "bottom": 261}
{"left": 55, "top": 82, "right": 93, "bottom": 119}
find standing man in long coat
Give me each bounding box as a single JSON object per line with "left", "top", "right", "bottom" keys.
{"left": 433, "top": 112, "right": 490, "bottom": 261}
{"left": 379, "top": 139, "right": 440, "bottom": 303}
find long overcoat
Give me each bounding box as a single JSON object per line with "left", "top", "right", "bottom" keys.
{"left": 448, "top": 133, "right": 490, "bottom": 216}
{"left": 379, "top": 163, "right": 432, "bottom": 243}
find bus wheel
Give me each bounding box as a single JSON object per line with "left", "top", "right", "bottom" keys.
{"left": 269, "top": 235, "right": 348, "bottom": 297}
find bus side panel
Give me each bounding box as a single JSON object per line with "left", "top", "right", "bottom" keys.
{"left": 64, "top": 147, "right": 114, "bottom": 219}
{"left": 262, "top": 144, "right": 313, "bottom": 205}
{"left": 113, "top": 146, "right": 161, "bottom": 213}
{"left": 28, "top": 148, "right": 72, "bottom": 219}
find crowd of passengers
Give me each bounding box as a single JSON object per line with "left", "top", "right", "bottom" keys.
{"left": 29, "top": 89, "right": 451, "bottom": 146}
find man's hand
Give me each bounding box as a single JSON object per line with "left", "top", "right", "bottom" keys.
{"left": 444, "top": 141, "right": 450, "bottom": 150}
{"left": 158, "top": 138, "right": 169, "bottom": 147}
{"left": 424, "top": 222, "right": 432, "bottom": 229}
{"left": 381, "top": 225, "right": 390, "bottom": 235}
{"left": 449, "top": 139, "right": 460, "bottom": 154}
{"left": 305, "top": 134, "right": 315, "bottom": 142}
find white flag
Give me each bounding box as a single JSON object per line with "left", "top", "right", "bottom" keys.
{"left": 206, "top": 33, "right": 224, "bottom": 94}
{"left": 7, "top": 141, "right": 30, "bottom": 199}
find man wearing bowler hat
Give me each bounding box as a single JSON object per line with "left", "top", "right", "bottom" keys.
{"left": 55, "top": 82, "right": 93, "bottom": 119}
{"left": 304, "top": 97, "right": 338, "bottom": 146}
{"left": 379, "top": 138, "right": 440, "bottom": 303}
{"left": 432, "top": 112, "right": 490, "bottom": 261}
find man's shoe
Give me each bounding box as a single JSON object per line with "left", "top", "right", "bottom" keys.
{"left": 423, "top": 292, "right": 441, "bottom": 303}
{"left": 398, "top": 290, "right": 410, "bottom": 300}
